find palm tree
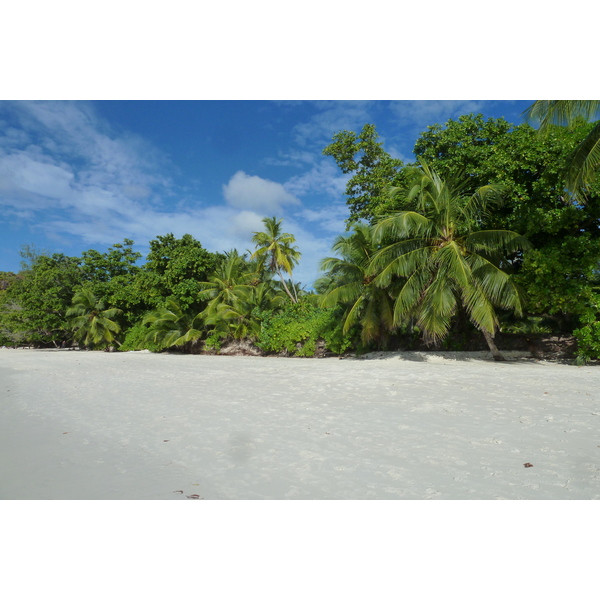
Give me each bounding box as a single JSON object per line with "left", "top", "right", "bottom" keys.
{"left": 204, "top": 280, "right": 287, "bottom": 342}
{"left": 318, "top": 223, "right": 395, "bottom": 348}
{"left": 67, "top": 288, "right": 122, "bottom": 350}
{"left": 369, "top": 161, "right": 530, "bottom": 360}
{"left": 142, "top": 298, "right": 203, "bottom": 352}
{"left": 198, "top": 250, "right": 258, "bottom": 317}
{"left": 524, "top": 100, "right": 600, "bottom": 197}
{"left": 251, "top": 217, "right": 301, "bottom": 303}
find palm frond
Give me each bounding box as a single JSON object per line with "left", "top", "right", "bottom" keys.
{"left": 391, "top": 269, "right": 433, "bottom": 327}
{"left": 566, "top": 120, "right": 600, "bottom": 191}
{"left": 415, "top": 274, "right": 458, "bottom": 344}
{"left": 436, "top": 242, "right": 472, "bottom": 289}
{"left": 320, "top": 281, "right": 365, "bottom": 308}
{"left": 371, "top": 211, "right": 431, "bottom": 243}
{"left": 371, "top": 244, "right": 431, "bottom": 287}
{"left": 466, "top": 230, "right": 531, "bottom": 255}
{"left": 524, "top": 100, "right": 600, "bottom": 131}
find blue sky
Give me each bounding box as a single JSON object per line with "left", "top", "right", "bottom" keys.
{"left": 0, "top": 100, "right": 532, "bottom": 286}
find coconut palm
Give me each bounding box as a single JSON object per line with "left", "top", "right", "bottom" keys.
{"left": 251, "top": 217, "right": 301, "bottom": 303}
{"left": 204, "top": 280, "right": 287, "bottom": 342}
{"left": 318, "top": 223, "right": 395, "bottom": 348}
{"left": 369, "top": 161, "right": 530, "bottom": 360}
{"left": 524, "top": 100, "right": 600, "bottom": 196}
{"left": 142, "top": 298, "right": 203, "bottom": 352}
{"left": 67, "top": 288, "right": 122, "bottom": 350}
{"left": 198, "top": 250, "right": 258, "bottom": 317}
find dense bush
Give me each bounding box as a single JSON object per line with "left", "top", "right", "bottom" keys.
{"left": 572, "top": 294, "right": 600, "bottom": 363}
{"left": 118, "top": 321, "right": 165, "bottom": 353}
{"left": 257, "top": 299, "right": 354, "bottom": 357}
{"left": 573, "top": 322, "right": 600, "bottom": 364}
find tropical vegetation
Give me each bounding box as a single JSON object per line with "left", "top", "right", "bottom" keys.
{"left": 2, "top": 103, "right": 599, "bottom": 362}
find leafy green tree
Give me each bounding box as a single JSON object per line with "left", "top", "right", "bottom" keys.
{"left": 140, "top": 233, "right": 221, "bottom": 310}
{"left": 0, "top": 271, "right": 21, "bottom": 345}
{"left": 323, "top": 123, "right": 405, "bottom": 224}
{"left": 142, "top": 298, "right": 203, "bottom": 352}
{"left": 79, "top": 239, "right": 144, "bottom": 325}
{"left": 3, "top": 252, "right": 84, "bottom": 346}
{"left": 524, "top": 100, "right": 600, "bottom": 196}
{"left": 318, "top": 223, "right": 395, "bottom": 349}
{"left": 251, "top": 217, "right": 301, "bottom": 303}
{"left": 369, "top": 162, "right": 530, "bottom": 360}
{"left": 80, "top": 239, "right": 141, "bottom": 283}
{"left": 66, "top": 288, "right": 122, "bottom": 350}
{"left": 516, "top": 234, "right": 600, "bottom": 331}
{"left": 413, "top": 113, "right": 600, "bottom": 234}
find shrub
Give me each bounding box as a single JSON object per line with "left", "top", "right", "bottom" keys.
{"left": 573, "top": 294, "right": 600, "bottom": 364}
{"left": 573, "top": 322, "right": 600, "bottom": 364}
{"left": 118, "top": 321, "right": 165, "bottom": 352}
{"left": 257, "top": 299, "right": 354, "bottom": 356}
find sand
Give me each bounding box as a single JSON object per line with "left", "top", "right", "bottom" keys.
{"left": 1, "top": 347, "right": 599, "bottom": 500}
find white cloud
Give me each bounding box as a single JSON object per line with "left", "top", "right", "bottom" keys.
{"left": 389, "top": 100, "right": 487, "bottom": 125}
{"left": 0, "top": 101, "right": 174, "bottom": 227}
{"left": 222, "top": 170, "right": 300, "bottom": 214}
{"left": 297, "top": 203, "right": 349, "bottom": 234}
{"left": 292, "top": 100, "right": 375, "bottom": 147}
{"left": 285, "top": 158, "right": 349, "bottom": 199}
{"left": 0, "top": 152, "right": 74, "bottom": 201}
{"left": 230, "top": 210, "right": 266, "bottom": 241}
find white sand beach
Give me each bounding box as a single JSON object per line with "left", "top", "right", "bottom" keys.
{"left": 1, "top": 348, "right": 599, "bottom": 500}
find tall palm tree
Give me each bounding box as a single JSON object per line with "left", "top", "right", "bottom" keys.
{"left": 318, "top": 223, "right": 395, "bottom": 348}
{"left": 67, "top": 288, "right": 122, "bottom": 350}
{"left": 251, "top": 217, "right": 301, "bottom": 303}
{"left": 142, "top": 298, "right": 203, "bottom": 352}
{"left": 369, "top": 161, "right": 530, "bottom": 360}
{"left": 524, "top": 100, "right": 600, "bottom": 196}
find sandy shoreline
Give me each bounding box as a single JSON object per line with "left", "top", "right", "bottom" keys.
{"left": 1, "top": 348, "right": 599, "bottom": 499}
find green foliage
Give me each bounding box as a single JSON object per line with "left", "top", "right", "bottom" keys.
{"left": 199, "top": 250, "right": 259, "bottom": 319}
{"left": 572, "top": 294, "right": 600, "bottom": 363}
{"left": 257, "top": 298, "right": 353, "bottom": 356}
{"left": 3, "top": 253, "right": 84, "bottom": 346}
{"left": 141, "top": 233, "right": 221, "bottom": 310}
{"left": 118, "top": 321, "right": 165, "bottom": 353}
{"left": 0, "top": 272, "right": 19, "bottom": 345}
{"left": 80, "top": 239, "right": 141, "bottom": 283}
{"left": 368, "top": 162, "right": 530, "bottom": 358}
{"left": 323, "top": 123, "right": 405, "bottom": 224}
{"left": 325, "top": 114, "right": 600, "bottom": 336}
{"left": 197, "top": 248, "right": 290, "bottom": 346}
{"left": 524, "top": 100, "right": 600, "bottom": 195}
{"left": 67, "top": 288, "right": 122, "bottom": 350}
{"left": 500, "top": 316, "right": 553, "bottom": 335}
{"left": 515, "top": 235, "right": 600, "bottom": 323}
{"left": 251, "top": 217, "right": 301, "bottom": 303}
{"left": 203, "top": 331, "right": 223, "bottom": 353}
{"left": 413, "top": 114, "right": 600, "bottom": 332}
{"left": 142, "top": 298, "right": 204, "bottom": 352}
{"left": 573, "top": 322, "right": 600, "bottom": 363}
{"left": 318, "top": 223, "right": 395, "bottom": 349}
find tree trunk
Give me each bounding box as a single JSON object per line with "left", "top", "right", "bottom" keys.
{"left": 482, "top": 329, "right": 505, "bottom": 361}
{"left": 276, "top": 268, "right": 297, "bottom": 303}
